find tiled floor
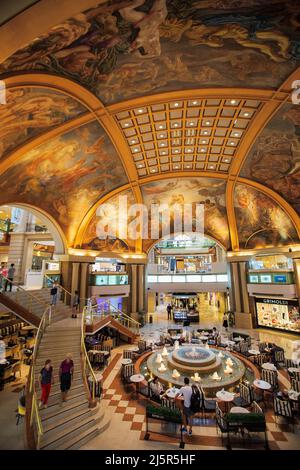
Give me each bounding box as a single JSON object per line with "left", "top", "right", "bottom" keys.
{"left": 81, "top": 310, "right": 300, "bottom": 450}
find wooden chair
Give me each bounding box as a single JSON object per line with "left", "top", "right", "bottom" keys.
{"left": 291, "top": 379, "right": 300, "bottom": 393}
{"left": 233, "top": 382, "right": 252, "bottom": 407}
{"left": 273, "top": 396, "right": 294, "bottom": 429}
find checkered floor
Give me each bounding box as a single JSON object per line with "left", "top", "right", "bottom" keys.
{"left": 81, "top": 348, "right": 300, "bottom": 450}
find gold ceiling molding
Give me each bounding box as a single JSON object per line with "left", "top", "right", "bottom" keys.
{"left": 225, "top": 67, "right": 300, "bottom": 251}
{"left": 237, "top": 177, "right": 300, "bottom": 238}
{"left": 0, "top": 112, "right": 94, "bottom": 174}
{"left": 3, "top": 74, "right": 105, "bottom": 113}
{"left": 0, "top": 0, "right": 106, "bottom": 64}
{"left": 1, "top": 73, "right": 139, "bottom": 184}
{"left": 74, "top": 183, "right": 134, "bottom": 249}
{"left": 4, "top": 201, "right": 68, "bottom": 254}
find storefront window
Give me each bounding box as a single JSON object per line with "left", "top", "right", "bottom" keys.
{"left": 255, "top": 297, "right": 300, "bottom": 333}
{"left": 249, "top": 255, "right": 293, "bottom": 271}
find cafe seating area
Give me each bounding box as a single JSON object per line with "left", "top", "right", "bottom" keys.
{"left": 114, "top": 331, "right": 300, "bottom": 450}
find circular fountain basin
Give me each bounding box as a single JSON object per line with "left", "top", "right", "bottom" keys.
{"left": 143, "top": 344, "right": 250, "bottom": 396}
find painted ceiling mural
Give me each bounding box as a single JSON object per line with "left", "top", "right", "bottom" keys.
{"left": 0, "top": 120, "right": 128, "bottom": 244}
{"left": 240, "top": 104, "right": 300, "bottom": 215}
{"left": 80, "top": 188, "right": 137, "bottom": 252}
{"left": 141, "top": 177, "right": 230, "bottom": 250}
{"left": 0, "top": 87, "right": 86, "bottom": 159}
{"left": 0, "top": 0, "right": 299, "bottom": 104}
{"left": 234, "top": 183, "right": 298, "bottom": 249}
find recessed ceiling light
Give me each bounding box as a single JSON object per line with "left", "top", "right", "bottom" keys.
{"left": 151, "top": 169, "right": 156, "bottom": 172}
{"left": 233, "top": 133, "right": 239, "bottom": 137}
{"left": 174, "top": 102, "right": 179, "bottom": 107}
{"left": 160, "top": 143, "right": 165, "bottom": 147}
{"left": 230, "top": 100, "right": 236, "bottom": 104}
{"left": 159, "top": 134, "right": 164, "bottom": 138}
{"left": 192, "top": 101, "right": 198, "bottom": 105}
{"left": 158, "top": 125, "right": 163, "bottom": 129}
{"left": 189, "top": 122, "right": 195, "bottom": 126}
{"left": 187, "top": 149, "right": 192, "bottom": 153}
{"left": 202, "top": 140, "right": 206, "bottom": 144}
{"left": 210, "top": 166, "right": 214, "bottom": 169}
{"left": 203, "top": 131, "right": 208, "bottom": 135}
{"left": 173, "top": 123, "right": 178, "bottom": 128}
{"left": 134, "top": 148, "right": 138, "bottom": 152}
{"left": 230, "top": 142, "right": 235, "bottom": 145}
{"left": 175, "top": 150, "right": 179, "bottom": 153}
{"left": 131, "top": 140, "right": 136, "bottom": 144}
{"left": 224, "top": 159, "right": 229, "bottom": 162}
{"left": 124, "top": 123, "right": 129, "bottom": 127}
{"left": 161, "top": 151, "right": 166, "bottom": 155}
{"left": 205, "top": 121, "right": 210, "bottom": 125}
{"left": 175, "top": 166, "right": 179, "bottom": 169}
{"left": 138, "top": 164, "right": 143, "bottom": 168}
{"left": 138, "top": 109, "right": 143, "bottom": 113}
{"left": 244, "top": 112, "right": 249, "bottom": 117}
{"left": 201, "top": 148, "right": 205, "bottom": 152}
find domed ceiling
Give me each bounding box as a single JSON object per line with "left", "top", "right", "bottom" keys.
{"left": 0, "top": 0, "right": 299, "bottom": 253}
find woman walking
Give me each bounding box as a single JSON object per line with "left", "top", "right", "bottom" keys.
{"left": 222, "top": 312, "right": 229, "bottom": 332}
{"left": 59, "top": 354, "right": 74, "bottom": 403}
{"left": 39, "top": 359, "right": 54, "bottom": 408}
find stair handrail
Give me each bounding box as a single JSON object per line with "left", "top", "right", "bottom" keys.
{"left": 1, "top": 274, "right": 50, "bottom": 310}
{"left": 27, "top": 305, "right": 52, "bottom": 449}
{"left": 44, "top": 273, "right": 89, "bottom": 305}
{"left": 81, "top": 306, "right": 98, "bottom": 403}
{"left": 98, "top": 300, "right": 141, "bottom": 334}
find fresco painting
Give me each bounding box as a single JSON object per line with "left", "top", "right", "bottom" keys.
{"left": 0, "top": 121, "right": 128, "bottom": 244}
{"left": 241, "top": 104, "right": 300, "bottom": 215}
{"left": 141, "top": 177, "right": 230, "bottom": 249}
{"left": 0, "top": 0, "right": 299, "bottom": 104}
{"left": 0, "top": 87, "right": 86, "bottom": 159}
{"left": 234, "top": 183, "right": 298, "bottom": 249}
{"left": 81, "top": 189, "right": 137, "bottom": 252}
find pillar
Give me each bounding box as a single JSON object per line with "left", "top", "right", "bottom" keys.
{"left": 131, "top": 264, "right": 137, "bottom": 314}
{"left": 71, "top": 262, "right": 80, "bottom": 303}
{"left": 80, "top": 263, "right": 89, "bottom": 309}
{"left": 60, "top": 261, "right": 72, "bottom": 304}
{"left": 228, "top": 260, "right": 253, "bottom": 329}
{"left": 138, "top": 264, "right": 145, "bottom": 312}
{"left": 293, "top": 258, "right": 300, "bottom": 305}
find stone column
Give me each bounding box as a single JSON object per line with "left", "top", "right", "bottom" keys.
{"left": 228, "top": 259, "right": 252, "bottom": 329}
{"left": 80, "top": 262, "right": 89, "bottom": 309}
{"left": 293, "top": 258, "right": 300, "bottom": 305}
{"left": 60, "top": 261, "right": 72, "bottom": 305}
{"left": 131, "top": 264, "right": 137, "bottom": 314}
{"left": 138, "top": 264, "right": 144, "bottom": 312}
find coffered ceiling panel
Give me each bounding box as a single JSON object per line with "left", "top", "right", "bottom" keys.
{"left": 114, "top": 98, "right": 262, "bottom": 177}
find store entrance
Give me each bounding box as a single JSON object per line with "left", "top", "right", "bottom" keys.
{"left": 153, "top": 291, "right": 227, "bottom": 325}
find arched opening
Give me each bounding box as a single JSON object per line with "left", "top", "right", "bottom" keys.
{"left": 0, "top": 203, "right": 67, "bottom": 287}
{"left": 146, "top": 233, "right": 229, "bottom": 325}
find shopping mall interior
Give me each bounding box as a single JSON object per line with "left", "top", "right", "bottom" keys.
{"left": 0, "top": 0, "right": 300, "bottom": 454}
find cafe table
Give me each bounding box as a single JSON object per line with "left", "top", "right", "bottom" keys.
{"left": 253, "top": 379, "right": 271, "bottom": 406}
{"left": 216, "top": 390, "right": 235, "bottom": 412}
{"left": 165, "top": 387, "right": 180, "bottom": 399}
{"left": 230, "top": 406, "right": 250, "bottom": 414}
{"left": 130, "top": 374, "right": 145, "bottom": 399}
{"left": 248, "top": 349, "right": 260, "bottom": 355}
{"left": 121, "top": 358, "right": 132, "bottom": 366}
{"left": 262, "top": 362, "right": 277, "bottom": 371}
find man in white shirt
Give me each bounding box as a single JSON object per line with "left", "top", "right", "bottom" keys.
{"left": 175, "top": 377, "right": 193, "bottom": 435}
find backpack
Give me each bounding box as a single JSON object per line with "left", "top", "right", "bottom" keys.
{"left": 190, "top": 385, "right": 201, "bottom": 413}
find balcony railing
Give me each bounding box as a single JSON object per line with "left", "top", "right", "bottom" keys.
{"left": 147, "top": 273, "right": 228, "bottom": 284}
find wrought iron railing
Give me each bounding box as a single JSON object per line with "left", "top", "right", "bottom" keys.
{"left": 84, "top": 301, "right": 140, "bottom": 335}
{"left": 81, "top": 307, "right": 98, "bottom": 402}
